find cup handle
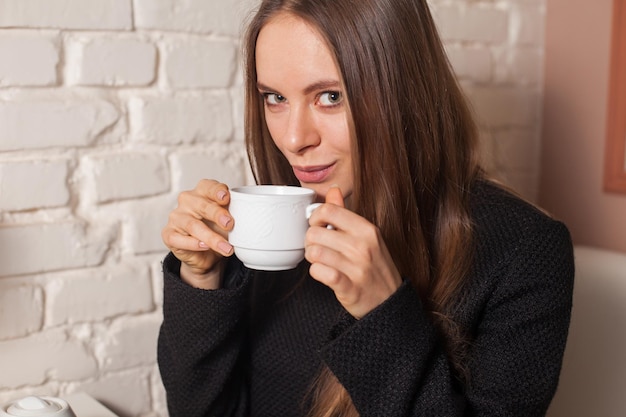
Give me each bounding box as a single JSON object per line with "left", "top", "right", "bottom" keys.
{"left": 306, "top": 203, "right": 334, "bottom": 230}
{"left": 306, "top": 203, "right": 322, "bottom": 219}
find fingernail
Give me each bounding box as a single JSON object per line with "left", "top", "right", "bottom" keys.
{"left": 198, "top": 241, "right": 208, "bottom": 249}
{"left": 219, "top": 214, "right": 232, "bottom": 228}
{"left": 217, "top": 190, "right": 227, "bottom": 201}
{"left": 218, "top": 241, "right": 233, "bottom": 255}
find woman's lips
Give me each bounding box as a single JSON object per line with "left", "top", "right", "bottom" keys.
{"left": 292, "top": 164, "right": 334, "bottom": 183}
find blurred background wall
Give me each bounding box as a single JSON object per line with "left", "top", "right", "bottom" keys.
{"left": 540, "top": 0, "right": 626, "bottom": 253}
{"left": 0, "top": 0, "right": 584, "bottom": 416}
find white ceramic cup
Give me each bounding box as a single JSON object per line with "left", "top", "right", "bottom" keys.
{"left": 228, "top": 185, "right": 318, "bottom": 271}
{"left": 1, "top": 396, "right": 77, "bottom": 417}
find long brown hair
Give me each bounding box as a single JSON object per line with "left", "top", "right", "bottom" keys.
{"left": 243, "top": 0, "right": 483, "bottom": 415}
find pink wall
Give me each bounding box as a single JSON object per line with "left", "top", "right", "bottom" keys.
{"left": 540, "top": 0, "right": 626, "bottom": 253}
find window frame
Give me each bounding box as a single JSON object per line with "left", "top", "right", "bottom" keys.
{"left": 605, "top": 0, "right": 626, "bottom": 193}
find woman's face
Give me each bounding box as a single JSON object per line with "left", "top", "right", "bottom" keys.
{"left": 255, "top": 13, "right": 353, "bottom": 204}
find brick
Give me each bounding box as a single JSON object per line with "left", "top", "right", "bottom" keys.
{"left": 231, "top": 86, "right": 245, "bottom": 142}
{"left": 0, "top": 0, "right": 132, "bottom": 30}
{"left": 0, "top": 285, "right": 43, "bottom": 340}
{"left": 150, "top": 367, "right": 167, "bottom": 417}
{"left": 511, "top": 4, "right": 545, "bottom": 46}
{"left": 68, "top": 371, "right": 152, "bottom": 416}
{"left": 0, "top": 329, "right": 98, "bottom": 388}
{"left": 0, "top": 32, "right": 59, "bottom": 87}
{"left": 128, "top": 94, "right": 233, "bottom": 144}
{"left": 0, "top": 99, "right": 120, "bottom": 151}
{"left": 162, "top": 37, "right": 237, "bottom": 89}
{"left": 434, "top": 4, "right": 509, "bottom": 44}
{"left": 445, "top": 44, "right": 492, "bottom": 82}
{"left": 509, "top": 48, "right": 543, "bottom": 85}
{"left": 170, "top": 149, "right": 247, "bottom": 192}
{"left": 134, "top": 0, "right": 252, "bottom": 35}
{"left": 124, "top": 197, "right": 175, "bottom": 255}
{"left": 150, "top": 259, "right": 164, "bottom": 307}
{"left": 0, "top": 160, "right": 70, "bottom": 211}
{"left": 46, "top": 263, "right": 154, "bottom": 325}
{"left": 0, "top": 222, "right": 113, "bottom": 277}
{"left": 493, "top": 47, "right": 543, "bottom": 85}
{"left": 66, "top": 36, "right": 157, "bottom": 86}
{"left": 97, "top": 315, "right": 161, "bottom": 371}
{"left": 84, "top": 152, "right": 169, "bottom": 203}
{"left": 465, "top": 86, "right": 539, "bottom": 128}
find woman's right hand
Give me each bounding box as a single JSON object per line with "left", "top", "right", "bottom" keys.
{"left": 162, "top": 179, "right": 234, "bottom": 289}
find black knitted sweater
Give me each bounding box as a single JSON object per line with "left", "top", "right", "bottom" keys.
{"left": 158, "top": 180, "right": 575, "bottom": 417}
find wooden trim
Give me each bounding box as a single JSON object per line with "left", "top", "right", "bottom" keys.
{"left": 605, "top": 0, "right": 626, "bottom": 193}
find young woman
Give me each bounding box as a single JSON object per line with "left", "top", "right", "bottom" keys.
{"left": 158, "top": 0, "right": 575, "bottom": 416}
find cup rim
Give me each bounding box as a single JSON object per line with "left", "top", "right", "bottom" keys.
{"left": 230, "top": 185, "right": 315, "bottom": 197}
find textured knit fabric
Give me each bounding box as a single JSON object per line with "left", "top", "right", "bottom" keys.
{"left": 157, "top": 180, "right": 575, "bottom": 417}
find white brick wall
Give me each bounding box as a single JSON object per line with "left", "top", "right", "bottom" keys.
{"left": 0, "top": 0, "right": 133, "bottom": 30}
{"left": 0, "top": 32, "right": 60, "bottom": 87}
{"left": 0, "top": 160, "right": 70, "bottom": 210}
{"left": 0, "top": 0, "right": 547, "bottom": 415}
{"left": 128, "top": 94, "right": 234, "bottom": 144}
{"left": 162, "top": 37, "right": 237, "bottom": 89}
{"left": 430, "top": 0, "right": 548, "bottom": 198}
{"left": 66, "top": 35, "right": 157, "bottom": 87}
{"left": 0, "top": 96, "right": 121, "bottom": 151}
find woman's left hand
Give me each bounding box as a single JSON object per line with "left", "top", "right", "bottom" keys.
{"left": 305, "top": 187, "right": 403, "bottom": 319}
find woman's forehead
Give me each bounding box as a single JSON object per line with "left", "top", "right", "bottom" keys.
{"left": 255, "top": 13, "right": 341, "bottom": 91}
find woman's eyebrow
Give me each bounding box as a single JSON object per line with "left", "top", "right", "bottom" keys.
{"left": 256, "top": 80, "right": 341, "bottom": 95}
{"left": 302, "top": 80, "right": 341, "bottom": 95}
{"left": 256, "top": 82, "right": 274, "bottom": 92}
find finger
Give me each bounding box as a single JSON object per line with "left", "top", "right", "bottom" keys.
{"left": 308, "top": 258, "right": 367, "bottom": 317}
{"left": 163, "top": 227, "right": 210, "bottom": 252}
{"left": 308, "top": 259, "right": 351, "bottom": 294}
{"left": 307, "top": 186, "right": 346, "bottom": 230}
{"left": 307, "top": 202, "right": 363, "bottom": 235}
{"left": 305, "top": 233, "right": 363, "bottom": 281}
{"left": 168, "top": 212, "right": 233, "bottom": 255}
{"left": 186, "top": 179, "right": 232, "bottom": 224}
{"left": 325, "top": 185, "right": 344, "bottom": 207}
{"left": 177, "top": 190, "right": 233, "bottom": 232}
{"left": 194, "top": 179, "right": 231, "bottom": 207}
{"left": 305, "top": 240, "right": 342, "bottom": 268}
{"left": 164, "top": 226, "right": 233, "bottom": 258}
{"left": 305, "top": 232, "right": 364, "bottom": 281}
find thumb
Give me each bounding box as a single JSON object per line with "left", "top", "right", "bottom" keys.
{"left": 325, "top": 185, "right": 344, "bottom": 208}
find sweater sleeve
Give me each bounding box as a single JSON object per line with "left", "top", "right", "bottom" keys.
{"left": 157, "top": 253, "right": 252, "bottom": 417}
{"left": 320, "top": 220, "right": 575, "bottom": 417}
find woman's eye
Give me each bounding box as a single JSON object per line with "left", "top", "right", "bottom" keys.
{"left": 318, "top": 91, "right": 343, "bottom": 106}
{"left": 263, "top": 93, "right": 286, "bottom": 105}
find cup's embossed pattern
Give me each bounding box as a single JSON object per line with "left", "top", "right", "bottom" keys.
{"left": 228, "top": 185, "right": 315, "bottom": 270}
{"left": 230, "top": 201, "right": 308, "bottom": 249}
{"left": 232, "top": 203, "right": 276, "bottom": 247}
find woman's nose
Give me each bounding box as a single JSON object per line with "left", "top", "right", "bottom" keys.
{"left": 282, "top": 106, "right": 320, "bottom": 154}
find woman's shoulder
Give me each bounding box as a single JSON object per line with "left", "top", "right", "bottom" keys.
{"left": 470, "top": 179, "right": 564, "bottom": 231}
{"left": 469, "top": 179, "right": 572, "bottom": 256}
{"left": 465, "top": 179, "right": 575, "bottom": 311}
